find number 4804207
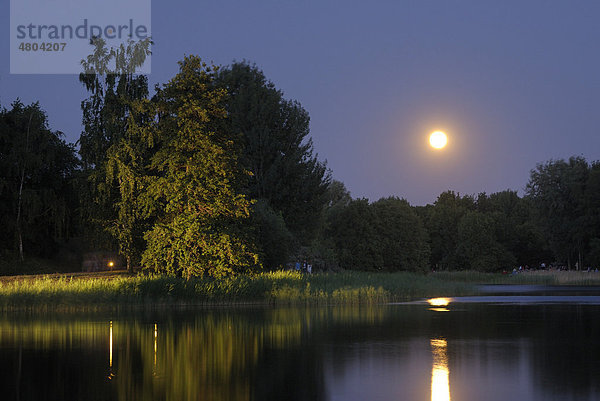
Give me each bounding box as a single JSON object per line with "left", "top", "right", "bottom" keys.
{"left": 18, "top": 42, "right": 66, "bottom": 51}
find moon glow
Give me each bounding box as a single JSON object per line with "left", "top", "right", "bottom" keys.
{"left": 429, "top": 131, "right": 448, "bottom": 149}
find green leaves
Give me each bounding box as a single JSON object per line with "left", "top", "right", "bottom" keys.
{"left": 140, "top": 56, "right": 259, "bottom": 279}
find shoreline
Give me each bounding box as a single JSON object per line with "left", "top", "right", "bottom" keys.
{"left": 1, "top": 270, "right": 599, "bottom": 312}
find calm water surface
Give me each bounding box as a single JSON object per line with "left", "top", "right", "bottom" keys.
{"left": 2, "top": 292, "right": 600, "bottom": 400}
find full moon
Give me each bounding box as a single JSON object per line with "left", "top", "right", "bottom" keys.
{"left": 429, "top": 131, "right": 448, "bottom": 149}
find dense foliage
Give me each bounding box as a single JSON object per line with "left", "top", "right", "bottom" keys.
{"left": 415, "top": 190, "right": 548, "bottom": 272}
{"left": 0, "top": 101, "right": 79, "bottom": 261}
{"left": 3, "top": 50, "right": 600, "bottom": 276}
{"left": 216, "top": 62, "right": 330, "bottom": 266}
{"left": 78, "top": 38, "right": 151, "bottom": 262}
{"left": 323, "top": 197, "right": 429, "bottom": 272}
{"left": 526, "top": 157, "right": 600, "bottom": 269}
{"left": 76, "top": 55, "right": 330, "bottom": 276}
{"left": 140, "top": 57, "right": 259, "bottom": 278}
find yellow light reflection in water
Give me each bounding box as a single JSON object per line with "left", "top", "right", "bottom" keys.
{"left": 109, "top": 321, "right": 113, "bottom": 368}
{"left": 108, "top": 321, "right": 115, "bottom": 380}
{"left": 154, "top": 323, "right": 158, "bottom": 368}
{"left": 431, "top": 338, "right": 450, "bottom": 401}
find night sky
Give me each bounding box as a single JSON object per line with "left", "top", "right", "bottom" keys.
{"left": 2, "top": 0, "right": 600, "bottom": 205}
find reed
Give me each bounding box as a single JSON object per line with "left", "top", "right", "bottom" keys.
{"left": 0, "top": 269, "right": 598, "bottom": 310}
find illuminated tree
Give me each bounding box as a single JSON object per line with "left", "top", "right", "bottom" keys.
{"left": 141, "top": 56, "right": 259, "bottom": 278}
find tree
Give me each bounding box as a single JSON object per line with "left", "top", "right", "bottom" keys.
{"left": 526, "top": 157, "right": 589, "bottom": 268}
{"left": 217, "top": 62, "right": 330, "bottom": 244}
{"left": 324, "top": 179, "right": 352, "bottom": 209}
{"left": 78, "top": 38, "right": 151, "bottom": 253}
{"left": 476, "top": 191, "right": 550, "bottom": 267}
{"left": 306, "top": 179, "right": 352, "bottom": 270}
{"left": 0, "top": 101, "right": 79, "bottom": 261}
{"left": 424, "top": 191, "right": 476, "bottom": 270}
{"left": 371, "top": 197, "right": 430, "bottom": 272}
{"left": 104, "top": 99, "right": 154, "bottom": 272}
{"left": 456, "top": 211, "right": 514, "bottom": 271}
{"left": 79, "top": 37, "right": 151, "bottom": 170}
{"left": 325, "top": 197, "right": 430, "bottom": 272}
{"left": 327, "top": 199, "right": 383, "bottom": 270}
{"left": 583, "top": 162, "right": 600, "bottom": 268}
{"left": 249, "top": 199, "right": 294, "bottom": 270}
{"left": 140, "top": 56, "right": 259, "bottom": 278}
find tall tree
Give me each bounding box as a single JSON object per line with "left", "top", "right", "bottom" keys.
{"left": 217, "top": 62, "right": 330, "bottom": 244}
{"left": 0, "top": 101, "right": 79, "bottom": 261}
{"left": 584, "top": 162, "right": 600, "bottom": 267}
{"left": 140, "top": 56, "right": 258, "bottom": 278}
{"left": 104, "top": 99, "right": 154, "bottom": 272}
{"left": 526, "top": 157, "right": 589, "bottom": 268}
{"left": 78, "top": 38, "right": 151, "bottom": 252}
{"left": 476, "top": 191, "right": 550, "bottom": 267}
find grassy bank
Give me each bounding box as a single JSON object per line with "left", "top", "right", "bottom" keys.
{"left": 1, "top": 270, "right": 599, "bottom": 310}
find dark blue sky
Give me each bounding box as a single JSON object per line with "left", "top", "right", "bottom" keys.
{"left": 2, "top": 0, "right": 600, "bottom": 205}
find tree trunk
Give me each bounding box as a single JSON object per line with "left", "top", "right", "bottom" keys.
{"left": 15, "top": 113, "right": 33, "bottom": 263}
{"left": 16, "top": 172, "right": 24, "bottom": 262}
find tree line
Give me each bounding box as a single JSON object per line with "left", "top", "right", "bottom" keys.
{"left": 1, "top": 54, "right": 600, "bottom": 275}
{"left": 318, "top": 156, "right": 600, "bottom": 273}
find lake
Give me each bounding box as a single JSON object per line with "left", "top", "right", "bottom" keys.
{"left": 2, "top": 287, "right": 600, "bottom": 401}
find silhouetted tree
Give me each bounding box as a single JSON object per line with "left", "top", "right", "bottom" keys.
{"left": 0, "top": 101, "right": 79, "bottom": 261}
{"left": 217, "top": 62, "right": 330, "bottom": 245}
{"left": 327, "top": 199, "right": 382, "bottom": 270}
{"left": 526, "top": 157, "right": 589, "bottom": 269}
{"left": 423, "top": 191, "right": 475, "bottom": 270}
{"left": 371, "top": 197, "right": 430, "bottom": 272}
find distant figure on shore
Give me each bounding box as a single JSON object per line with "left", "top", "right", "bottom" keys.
{"left": 295, "top": 262, "right": 300, "bottom": 271}
{"left": 307, "top": 263, "right": 312, "bottom": 274}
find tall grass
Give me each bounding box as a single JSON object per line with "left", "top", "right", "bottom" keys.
{"left": 1, "top": 270, "right": 599, "bottom": 310}
{"left": 0, "top": 271, "right": 472, "bottom": 309}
